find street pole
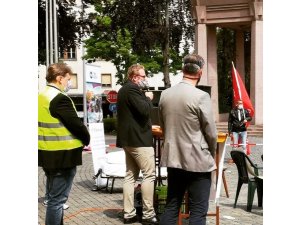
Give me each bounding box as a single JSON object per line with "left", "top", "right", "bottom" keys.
{"left": 46, "top": 0, "right": 49, "bottom": 67}
{"left": 82, "top": 0, "right": 87, "bottom": 126}
{"left": 49, "top": 0, "right": 53, "bottom": 64}
{"left": 53, "top": 0, "right": 58, "bottom": 63}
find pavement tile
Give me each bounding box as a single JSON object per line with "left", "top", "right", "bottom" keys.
{"left": 38, "top": 135, "right": 263, "bottom": 225}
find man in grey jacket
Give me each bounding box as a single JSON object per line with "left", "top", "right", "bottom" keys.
{"left": 158, "top": 54, "right": 217, "bottom": 225}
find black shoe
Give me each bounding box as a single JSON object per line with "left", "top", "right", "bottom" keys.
{"left": 123, "top": 215, "right": 138, "bottom": 224}
{"left": 141, "top": 216, "right": 159, "bottom": 225}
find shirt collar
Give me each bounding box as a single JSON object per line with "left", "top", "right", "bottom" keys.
{"left": 180, "top": 79, "right": 195, "bottom": 86}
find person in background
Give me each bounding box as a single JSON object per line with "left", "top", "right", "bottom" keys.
{"left": 228, "top": 99, "right": 252, "bottom": 152}
{"left": 158, "top": 54, "right": 217, "bottom": 225}
{"left": 116, "top": 64, "right": 158, "bottom": 225}
{"left": 38, "top": 63, "right": 90, "bottom": 225}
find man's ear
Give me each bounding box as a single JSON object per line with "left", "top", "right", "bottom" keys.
{"left": 198, "top": 70, "right": 202, "bottom": 78}
{"left": 131, "top": 75, "right": 138, "bottom": 83}
{"left": 55, "top": 75, "right": 63, "bottom": 84}
{"left": 55, "top": 76, "right": 60, "bottom": 82}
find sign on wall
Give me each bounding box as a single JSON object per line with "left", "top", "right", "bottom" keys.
{"left": 85, "top": 64, "right": 102, "bottom": 83}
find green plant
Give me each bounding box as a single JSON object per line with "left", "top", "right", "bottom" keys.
{"left": 103, "top": 117, "right": 117, "bottom": 134}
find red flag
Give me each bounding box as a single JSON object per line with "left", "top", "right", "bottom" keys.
{"left": 231, "top": 62, "right": 255, "bottom": 118}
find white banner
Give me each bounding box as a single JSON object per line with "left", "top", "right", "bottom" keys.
{"left": 212, "top": 137, "right": 231, "bottom": 203}
{"left": 89, "top": 122, "right": 107, "bottom": 186}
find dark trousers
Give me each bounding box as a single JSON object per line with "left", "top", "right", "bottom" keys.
{"left": 159, "top": 168, "right": 211, "bottom": 225}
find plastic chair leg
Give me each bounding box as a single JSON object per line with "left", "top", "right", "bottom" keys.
{"left": 247, "top": 182, "right": 257, "bottom": 212}
{"left": 256, "top": 177, "right": 263, "bottom": 207}
{"left": 234, "top": 180, "right": 243, "bottom": 208}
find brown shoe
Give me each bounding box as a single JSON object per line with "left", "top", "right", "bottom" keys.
{"left": 123, "top": 215, "right": 138, "bottom": 224}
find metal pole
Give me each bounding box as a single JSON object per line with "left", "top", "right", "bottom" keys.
{"left": 82, "top": 0, "right": 87, "bottom": 126}
{"left": 49, "top": 0, "right": 53, "bottom": 64}
{"left": 46, "top": 0, "right": 49, "bottom": 67}
{"left": 53, "top": 0, "right": 58, "bottom": 63}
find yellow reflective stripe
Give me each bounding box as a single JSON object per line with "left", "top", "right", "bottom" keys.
{"left": 38, "top": 139, "right": 82, "bottom": 151}
{"left": 38, "top": 135, "right": 76, "bottom": 141}
{"left": 38, "top": 122, "right": 64, "bottom": 128}
{"left": 38, "top": 127, "right": 74, "bottom": 136}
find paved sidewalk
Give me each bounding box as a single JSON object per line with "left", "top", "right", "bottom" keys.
{"left": 38, "top": 136, "right": 263, "bottom": 225}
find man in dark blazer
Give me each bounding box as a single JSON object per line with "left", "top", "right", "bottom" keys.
{"left": 158, "top": 54, "right": 217, "bottom": 225}
{"left": 116, "top": 64, "right": 158, "bottom": 225}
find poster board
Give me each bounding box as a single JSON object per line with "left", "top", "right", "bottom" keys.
{"left": 89, "top": 122, "right": 107, "bottom": 187}
{"left": 85, "top": 64, "right": 103, "bottom": 124}
{"left": 209, "top": 136, "right": 230, "bottom": 202}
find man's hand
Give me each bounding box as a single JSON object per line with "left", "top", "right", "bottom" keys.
{"left": 145, "top": 91, "right": 153, "bottom": 100}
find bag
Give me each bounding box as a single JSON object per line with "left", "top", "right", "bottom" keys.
{"left": 154, "top": 186, "right": 168, "bottom": 214}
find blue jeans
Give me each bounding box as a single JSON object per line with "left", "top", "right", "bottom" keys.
{"left": 45, "top": 176, "right": 49, "bottom": 201}
{"left": 233, "top": 131, "right": 247, "bottom": 152}
{"left": 43, "top": 167, "right": 76, "bottom": 225}
{"left": 159, "top": 168, "right": 211, "bottom": 225}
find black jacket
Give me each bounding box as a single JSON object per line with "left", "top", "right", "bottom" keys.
{"left": 116, "top": 80, "right": 153, "bottom": 147}
{"left": 38, "top": 86, "right": 90, "bottom": 169}
{"left": 228, "top": 107, "right": 252, "bottom": 133}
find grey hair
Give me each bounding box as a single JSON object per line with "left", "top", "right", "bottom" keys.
{"left": 182, "top": 54, "right": 205, "bottom": 74}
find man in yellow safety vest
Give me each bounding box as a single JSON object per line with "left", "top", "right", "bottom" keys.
{"left": 38, "top": 63, "right": 90, "bottom": 225}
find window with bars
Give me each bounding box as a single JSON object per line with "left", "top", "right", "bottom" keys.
{"left": 101, "top": 73, "right": 112, "bottom": 87}
{"left": 59, "top": 47, "right": 77, "bottom": 60}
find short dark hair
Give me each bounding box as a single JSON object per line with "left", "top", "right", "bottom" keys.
{"left": 182, "top": 54, "right": 205, "bottom": 74}
{"left": 46, "top": 63, "right": 73, "bottom": 83}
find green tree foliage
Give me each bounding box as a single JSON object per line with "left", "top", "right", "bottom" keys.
{"left": 217, "top": 28, "right": 251, "bottom": 114}
{"left": 83, "top": 0, "right": 194, "bottom": 86}
{"left": 38, "top": 0, "right": 93, "bottom": 64}
{"left": 217, "top": 27, "right": 236, "bottom": 114}
{"left": 244, "top": 31, "right": 251, "bottom": 93}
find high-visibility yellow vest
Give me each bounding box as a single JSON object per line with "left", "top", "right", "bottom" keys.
{"left": 38, "top": 86, "right": 83, "bottom": 151}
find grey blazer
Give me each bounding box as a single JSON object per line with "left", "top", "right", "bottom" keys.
{"left": 158, "top": 80, "right": 217, "bottom": 172}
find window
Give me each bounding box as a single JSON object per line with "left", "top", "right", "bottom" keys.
{"left": 59, "top": 47, "right": 77, "bottom": 60}
{"left": 101, "top": 73, "right": 112, "bottom": 87}
{"left": 70, "top": 73, "right": 78, "bottom": 89}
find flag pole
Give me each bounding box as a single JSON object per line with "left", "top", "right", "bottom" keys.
{"left": 231, "top": 61, "right": 242, "bottom": 100}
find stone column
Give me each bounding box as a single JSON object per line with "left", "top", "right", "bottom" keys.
{"left": 250, "top": 20, "right": 263, "bottom": 124}
{"left": 207, "top": 25, "right": 219, "bottom": 121}
{"left": 195, "top": 23, "right": 208, "bottom": 85}
{"left": 236, "top": 30, "right": 245, "bottom": 82}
